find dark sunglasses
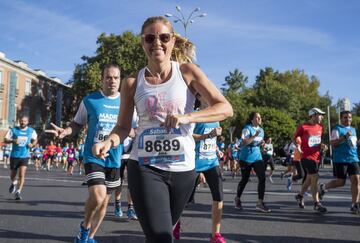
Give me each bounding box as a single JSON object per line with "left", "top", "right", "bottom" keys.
{"left": 142, "top": 33, "right": 173, "bottom": 44}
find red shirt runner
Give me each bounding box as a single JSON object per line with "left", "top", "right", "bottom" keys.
{"left": 294, "top": 122, "right": 323, "bottom": 163}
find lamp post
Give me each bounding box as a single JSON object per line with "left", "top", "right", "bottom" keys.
{"left": 165, "top": 6, "right": 206, "bottom": 38}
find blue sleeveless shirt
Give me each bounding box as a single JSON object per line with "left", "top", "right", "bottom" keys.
{"left": 194, "top": 122, "right": 220, "bottom": 172}
{"left": 10, "top": 127, "right": 36, "bottom": 158}
{"left": 238, "top": 124, "right": 264, "bottom": 163}
{"left": 332, "top": 125, "right": 359, "bottom": 163}
{"left": 82, "top": 91, "right": 122, "bottom": 168}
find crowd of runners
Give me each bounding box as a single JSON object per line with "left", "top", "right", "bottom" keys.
{"left": 2, "top": 15, "right": 359, "bottom": 243}
{"left": 2, "top": 140, "right": 85, "bottom": 175}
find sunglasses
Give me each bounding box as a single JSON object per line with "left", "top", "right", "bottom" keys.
{"left": 142, "top": 33, "right": 173, "bottom": 44}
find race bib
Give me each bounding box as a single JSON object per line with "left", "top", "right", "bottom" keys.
{"left": 17, "top": 136, "right": 28, "bottom": 147}
{"left": 93, "top": 124, "right": 114, "bottom": 143}
{"left": 69, "top": 153, "right": 75, "bottom": 158}
{"left": 138, "top": 127, "right": 185, "bottom": 165}
{"left": 349, "top": 136, "right": 357, "bottom": 147}
{"left": 308, "top": 135, "right": 321, "bottom": 147}
{"left": 199, "top": 131, "right": 217, "bottom": 160}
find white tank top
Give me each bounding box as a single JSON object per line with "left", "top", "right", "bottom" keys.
{"left": 130, "top": 61, "right": 196, "bottom": 172}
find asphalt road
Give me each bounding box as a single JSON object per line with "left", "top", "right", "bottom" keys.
{"left": 0, "top": 163, "right": 359, "bottom": 243}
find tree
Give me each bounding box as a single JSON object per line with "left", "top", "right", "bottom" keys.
{"left": 221, "top": 68, "right": 248, "bottom": 95}
{"left": 352, "top": 102, "right": 360, "bottom": 116}
{"left": 248, "top": 67, "right": 332, "bottom": 122}
{"left": 220, "top": 91, "right": 251, "bottom": 141}
{"left": 68, "top": 31, "right": 146, "bottom": 103}
{"left": 255, "top": 107, "right": 296, "bottom": 152}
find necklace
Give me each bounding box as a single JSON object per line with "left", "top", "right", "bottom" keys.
{"left": 145, "top": 63, "right": 172, "bottom": 85}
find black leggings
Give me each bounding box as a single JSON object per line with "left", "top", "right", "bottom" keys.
{"left": 127, "top": 160, "right": 197, "bottom": 243}
{"left": 188, "top": 166, "right": 224, "bottom": 203}
{"left": 237, "top": 160, "right": 266, "bottom": 200}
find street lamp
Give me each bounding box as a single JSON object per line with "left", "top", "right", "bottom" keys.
{"left": 165, "top": 6, "right": 206, "bottom": 38}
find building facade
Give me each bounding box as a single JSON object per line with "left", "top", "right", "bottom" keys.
{"left": 0, "top": 51, "right": 73, "bottom": 142}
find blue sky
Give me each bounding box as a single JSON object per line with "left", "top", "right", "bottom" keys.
{"left": 1, "top": 0, "right": 359, "bottom": 107}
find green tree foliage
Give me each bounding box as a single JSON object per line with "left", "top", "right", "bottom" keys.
{"left": 255, "top": 107, "right": 296, "bottom": 151}
{"left": 248, "top": 67, "right": 332, "bottom": 122}
{"left": 352, "top": 115, "right": 360, "bottom": 134}
{"left": 220, "top": 91, "right": 250, "bottom": 141}
{"left": 221, "top": 68, "right": 248, "bottom": 95}
{"left": 352, "top": 102, "right": 360, "bottom": 116}
{"left": 68, "top": 31, "right": 146, "bottom": 102}
{"left": 249, "top": 67, "right": 298, "bottom": 115}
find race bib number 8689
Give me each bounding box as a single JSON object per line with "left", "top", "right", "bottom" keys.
{"left": 138, "top": 127, "right": 185, "bottom": 165}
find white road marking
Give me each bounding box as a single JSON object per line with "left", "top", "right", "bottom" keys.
{"left": 0, "top": 175, "right": 352, "bottom": 200}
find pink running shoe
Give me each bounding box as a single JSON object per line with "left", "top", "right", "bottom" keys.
{"left": 210, "top": 233, "right": 226, "bottom": 243}
{"left": 172, "top": 220, "right": 181, "bottom": 240}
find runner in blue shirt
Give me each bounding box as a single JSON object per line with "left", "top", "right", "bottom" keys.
{"left": 4, "top": 115, "right": 37, "bottom": 200}
{"left": 192, "top": 94, "right": 226, "bottom": 242}
{"left": 2, "top": 143, "right": 12, "bottom": 168}
{"left": 46, "top": 64, "right": 122, "bottom": 243}
{"left": 77, "top": 139, "right": 85, "bottom": 175}
{"left": 319, "top": 111, "right": 360, "bottom": 214}
{"left": 32, "top": 144, "right": 43, "bottom": 171}
{"left": 234, "top": 112, "right": 270, "bottom": 213}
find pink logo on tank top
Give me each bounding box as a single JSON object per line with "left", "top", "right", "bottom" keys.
{"left": 145, "top": 92, "right": 182, "bottom": 121}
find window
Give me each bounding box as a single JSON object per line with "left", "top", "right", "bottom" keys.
{"left": 0, "top": 97, "right": 2, "bottom": 119}
{"left": 47, "top": 86, "right": 52, "bottom": 101}
{"left": 35, "top": 110, "right": 41, "bottom": 126}
{"left": 23, "top": 105, "right": 30, "bottom": 117}
{"left": 25, "top": 79, "right": 31, "bottom": 95}
{"left": 0, "top": 71, "right": 3, "bottom": 91}
{"left": 14, "top": 104, "right": 17, "bottom": 123}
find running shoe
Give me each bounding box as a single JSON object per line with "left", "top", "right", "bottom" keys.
{"left": 74, "top": 222, "right": 90, "bottom": 243}
{"left": 234, "top": 197, "right": 243, "bottom": 210}
{"left": 14, "top": 191, "right": 22, "bottom": 200}
{"left": 172, "top": 220, "right": 181, "bottom": 240}
{"left": 8, "top": 183, "right": 16, "bottom": 194}
{"left": 114, "top": 206, "right": 123, "bottom": 217}
{"left": 350, "top": 203, "right": 360, "bottom": 215}
{"left": 295, "top": 194, "right": 305, "bottom": 209}
{"left": 210, "top": 233, "right": 226, "bottom": 243}
{"left": 87, "top": 238, "right": 98, "bottom": 243}
{"left": 314, "top": 202, "right": 327, "bottom": 213}
{"left": 319, "top": 183, "right": 326, "bottom": 200}
{"left": 269, "top": 176, "right": 274, "bottom": 184}
{"left": 127, "top": 208, "right": 138, "bottom": 220}
{"left": 256, "top": 202, "right": 271, "bottom": 213}
{"left": 286, "top": 178, "right": 292, "bottom": 191}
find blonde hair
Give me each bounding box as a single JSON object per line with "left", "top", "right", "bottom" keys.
{"left": 172, "top": 33, "right": 196, "bottom": 64}
{"left": 141, "top": 16, "right": 197, "bottom": 64}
